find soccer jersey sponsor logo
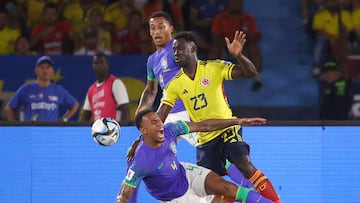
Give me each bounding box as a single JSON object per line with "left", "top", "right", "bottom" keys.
{"left": 92, "top": 89, "right": 104, "bottom": 102}
{"left": 31, "top": 102, "right": 57, "bottom": 111}
{"left": 48, "top": 95, "right": 58, "bottom": 102}
{"left": 201, "top": 77, "right": 210, "bottom": 87}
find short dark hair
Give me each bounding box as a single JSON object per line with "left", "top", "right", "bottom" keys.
{"left": 173, "top": 31, "right": 198, "bottom": 47}
{"left": 149, "top": 11, "right": 173, "bottom": 26}
{"left": 135, "top": 109, "right": 154, "bottom": 129}
{"left": 43, "top": 2, "right": 58, "bottom": 12}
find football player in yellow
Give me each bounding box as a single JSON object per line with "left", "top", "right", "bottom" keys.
{"left": 157, "top": 31, "right": 281, "bottom": 203}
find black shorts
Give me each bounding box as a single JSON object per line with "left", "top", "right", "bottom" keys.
{"left": 196, "top": 126, "right": 250, "bottom": 176}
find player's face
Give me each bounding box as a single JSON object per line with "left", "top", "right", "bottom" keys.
{"left": 149, "top": 17, "right": 173, "bottom": 49}
{"left": 172, "top": 38, "right": 194, "bottom": 68}
{"left": 35, "top": 62, "right": 54, "bottom": 81}
{"left": 92, "top": 56, "right": 109, "bottom": 76}
{"left": 43, "top": 8, "right": 58, "bottom": 25}
{"left": 141, "top": 112, "right": 165, "bottom": 144}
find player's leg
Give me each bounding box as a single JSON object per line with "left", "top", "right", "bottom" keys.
{"left": 223, "top": 127, "right": 281, "bottom": 203}
{"left": 225, "top": 159, "right": 254, "bottom": 188}
{"left": 181, "top": 162, "right": 273, "bottom": 203}
{"left": 196, "top": 136, "right": 236, "bottom": 203}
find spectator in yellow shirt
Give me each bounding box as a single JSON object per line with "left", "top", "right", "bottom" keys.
{"left": 312, "top": 0, "right": 354, "bottom": 76}
{"left": 19, "top": 0, "right": 65, "bottom": 31}
{"left": 353, "top": 0, "right": 360, "bottom": 54}
{"left": 103, "top": 0, "right": 143, "bottom": 33}
{"left": 88, "top": 7, "right": 111, "bottom": 50}
{"left": 0, "top": 8, "right": 20, "bottom": 54}
{"left": 62, "top": 0, "right": 105, "bottom": 34}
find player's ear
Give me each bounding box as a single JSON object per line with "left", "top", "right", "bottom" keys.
{"left": 169, "top": 25, "right": 174, "bottom": 33}
{"left": 140, "top": 127, "right": 147, "bottom": 135}
{"left": 191, "top": 43, "right": 197, "bottom": 53}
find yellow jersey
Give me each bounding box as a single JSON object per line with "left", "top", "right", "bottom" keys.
{"left": 353, "top": 8, "right": 360, "bottom": 28}
{"left": 312, "top": 9, "right": 353, "bottom": 37}
{"left": 162, "top": 59, "right": 241, "bottom": 145}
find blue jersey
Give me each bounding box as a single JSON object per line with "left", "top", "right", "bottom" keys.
{"left": 146, "top": 39, "right": 185, "bottom": 113}
{"left": 7, "top": 82, "right": 77, "bottom": 121}
{"left": 123, "top": 121, "right": 190, "bottom": 201}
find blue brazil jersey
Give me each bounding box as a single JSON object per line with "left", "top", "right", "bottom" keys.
{"left": 146, "top": 39, "right": 185, "bottom": 113}
{"left": 123, "top": 121, "right": 190, "bottom": 201}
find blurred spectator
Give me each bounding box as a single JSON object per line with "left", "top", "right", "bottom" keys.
{"left": 103, "top": 0, "right": 143, "bottom": 33}
{"left": 112, "top": 10, "right": 154, "bottom": 54}
{"left": 143, "top": 0, "right": 184, "bottom": 31}
{"left": 20, "top": 0, "right": 66, "bottom": 34}
{"left": 188, "top": 0, "right": 225, "bottom": 56}
{"left": 5, "top": 55, "right": 79, "bottom": 122}
{"left": 74, "top": 26, "right": 111, "bottom": 56}
{"left": 14, "top": 35, "right": 37, "bottom": 55}
{"left": 79, "top": 53, "right": 130, "bottom": 123}
{"left": 209, "top": 0, "right": 263, "bottom": 91}
{"left": 311, "top": 0, "right": 354, "bottom": 77}
{"left": 319, "top": 60, "right": 353, "bottom": 120}
{"left": 62, "top": 0, "right": 105, "bottom": 34}
{"left": 30, "top": 3, "right": 81, "bottom": 55}
{"left": 0, "top": 8, "right": 21, "bottom": 54}
{"left": 352, "top": 0, "right": 360, "bottom": 54}
{"left": 0, "top": 0, "right": 26, "bottom": 31}
{"left": 88, "top": 7, "right": 111, "bottom": 50}
{"left": 301, "top": 0, "right": 324, "bottom": 39}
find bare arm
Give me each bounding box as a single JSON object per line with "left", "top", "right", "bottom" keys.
{"left": 226, "top": 31, "right": 257, "bottom": 79}
{"left": 135, "top": 80, "right": 158, "bottom": 115}
{"left": 117, "top": 103, "right": 130, "bottom": 123}
{"left": 186, "top": 117, "right": 267, "bottom": 133}
{"left": 60, "top": 101, "right": 79, "bottom": 121}
{"left": 5, "top": 105, "right": 17, "bottom": 121}
{"left": 116, "top": 184, "right": 136, "bottom": 203}
{"left": 156, "top": 103, "right": 172, "bottom": 122}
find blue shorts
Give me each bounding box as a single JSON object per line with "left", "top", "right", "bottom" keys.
{"left": 196, "top": 126, "right": 250, "bottom": 176}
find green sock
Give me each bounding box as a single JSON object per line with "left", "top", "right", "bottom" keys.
{"left": 235, "top": 187, "right": 251, "bottom": 202}
{"left": 225, "top": 159, "right": 231, "bottom": 169}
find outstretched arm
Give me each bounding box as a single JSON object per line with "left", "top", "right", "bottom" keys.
{"left": 135, "top": 80, "right": 158, "bottom": 115}
{"left": 225, "top": 31, "right": 257, "bottom": 79}
{"left": 186, "top": 117, "right": 267, "bottom": 133}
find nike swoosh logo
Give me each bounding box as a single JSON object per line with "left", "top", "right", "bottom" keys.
{"left": 157, "top": 162, "right": 164, "bottom": 170}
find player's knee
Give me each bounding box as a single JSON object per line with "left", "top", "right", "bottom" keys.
{"left": 233, "top": 157, "right": 255, "bottom": 177}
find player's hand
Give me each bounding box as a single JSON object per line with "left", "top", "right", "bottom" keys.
{"left": 237, "top": 117, "right": 267, "bottom": 126}
{"left": 126, "top": 138, "right": 141, "bottom": 162}
{"left": 225, "top": 30, "right": 246, "bottom": 58}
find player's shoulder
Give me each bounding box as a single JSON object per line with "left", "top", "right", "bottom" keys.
{"left": 202, "top": 59, "right": 229, "bottom": 66}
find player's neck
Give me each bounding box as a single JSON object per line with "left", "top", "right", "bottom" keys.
{"left": 155, "top": 39, "right": 171, "bottom": 50}
{"left": 97, "top": 73, "right": 109, "bottom": 83}
{"left": 144, "top": 137, "right": 162, "bottom": 148}
{"left": 37, "top": 80, "right": 51, "bottom": 87}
